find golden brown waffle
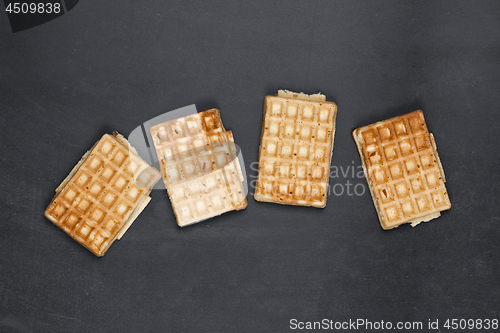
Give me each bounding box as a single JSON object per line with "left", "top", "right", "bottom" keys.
{"left": 352, "top": 110, "right": 451, "bottom": 230}
{"left": 150, "top": 109, "right": 247, "bottom": 227}
{"left": 254, "top": 90, "right": 338, "bottom": 208}
{"left": 44, "top": 133, "right": 161, "bottom": 256}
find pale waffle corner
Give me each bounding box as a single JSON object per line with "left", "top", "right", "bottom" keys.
{"left": 150, "top": 109, "right": 247, "bottom": 227}
{"left": 352, "top": 110, "right": 451, "bottom": 230}
{"left": 254, "top": 90, "right": 338, "bottom": 208}
{"left": 44, "top": 133, "right": 161, "bottom": 256}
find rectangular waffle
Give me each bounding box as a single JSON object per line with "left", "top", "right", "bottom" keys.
{"left": 150, "top": 109, "right": 247, "bottom": 227}
{"left": 44, "top": 133, "right": 161, "bottom": 256}
{"left": 352, "top": 110, "right": 451, "bottom": 230}
{"left": 254, "top": 90, "right": 338, "bottom": 208}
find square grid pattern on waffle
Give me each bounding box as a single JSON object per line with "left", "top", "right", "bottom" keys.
{"left": 45, "top": 134, "right": 160, "bottom": 256}
{"left": 353, "top": 110, "right": 451, "bottom": 229}
{"left": 150, "top": 109, "right": 247, "bottom": 226}
{"left": 255, "top": 94, "right": 337, "bottom": 207}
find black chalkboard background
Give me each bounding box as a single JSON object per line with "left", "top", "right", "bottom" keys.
{"left": 1, "top": 1, "right": 499, "bottom": 332}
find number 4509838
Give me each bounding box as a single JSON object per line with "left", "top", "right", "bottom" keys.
{"left": 444, "top": 319, "right": 498, "bottom": 330}
{"left": 5, "top": 3, "right": 61, "bottom": 14}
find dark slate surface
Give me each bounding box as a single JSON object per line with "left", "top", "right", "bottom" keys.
{"left": 0, "top": 1, "right": 499, "bottom": 332}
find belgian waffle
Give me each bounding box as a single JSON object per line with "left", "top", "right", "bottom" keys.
{"left": 44, "top": 133, "right": 161, "bottom": 256}
{"left": 352, "top": 110, "right": 451, "bottom": 230}
{"left": 150, "top": 109, "right": 247, "bottom": 227}
{"left": 254, "top": 90, "right": 338, "bottom": 208}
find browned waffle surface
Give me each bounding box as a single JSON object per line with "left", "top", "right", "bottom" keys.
{"left": 44, "top": 133, "right": 161, "bottom": 256}
{"left": 353, "top": 110, "right": 451, "bottom": 229}
{"left": 150, "top": 109, "right": 247, "bottom": 226}
{"left": 254, "top": 90, "right": 338, "bottom": 207}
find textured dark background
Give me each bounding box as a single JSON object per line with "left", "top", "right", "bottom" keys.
{"left": 1, "top": 1, "right": 499, "bottom": 332}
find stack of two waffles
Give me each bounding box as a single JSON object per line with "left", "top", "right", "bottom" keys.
{"left": 150, "top": 109, "right": 247, "bottom": 227}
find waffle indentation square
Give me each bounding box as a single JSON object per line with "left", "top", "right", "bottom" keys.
{"left": 394, "top": 121, "right": 407, "bottom": 136}
{"left": 271, "top": 103, "right": 282, "bottom": 116}
{"left": 363, "top": 130, "right": 377, "bottom": 145}
{"left": 410, "top": 177, "right": 425, "bottom": 193}
{"left": 379, "top": 187, "right": 393, "bottom": 203}
{"left": 113, "top": 151, "right": 126, "bottom": 167}
{"left": 297, "top": 145, "right": 309, "bottom": 159}
{"left": 114, "top": 203, "right": 132, "bottom": 219}
{"left": 156, "top": 126, "right": 169, "bottom": 143}
{"left": 385, "top": 206, "right": 399, "bottom": 221}
{"left": 182, "top": 160, "right": 197, "bottom": 176}
{"left": 419, "top": 153, "right": 435, "bottom": 169}
{"left": 431, "top": 191, "right": 445, "bottom": 208}
{"left": 399, "top": 139, "right": 413, "bottom": 156}
{"left": 404, "top": 158, "right": 419, "bottom": 175}
{"left": 195, "top": 200, "right": 208, "bottom": 214}
{"left": 268, "top": 121, "right": 280, "bottom": 137}
{"left": 287, "top": 104, "right": 298, "bottom": 119}
{"left": 51, "top": 204, "right": 67, "bottom": 219}
{"left": 426, "top": 172, "right": 439, "bottom": 188}
{"left": 211, "top": 195, "right": 224, "bottom": 209}
{"left": 284, "top": 124, "right": 295, "bottom": 138}
{"left": 113, "top": 176, "right": 128, "bottom": 192}
{"left": 373, "top": 168, "right": 388, "bottom": 184}
{"left": 89, "top": 182, "right": 104, "bottom": 199}
{"left": 294, "top": 184, "right": 305, "bottom": 199}
{"left": 314, "top": 147, "right": 325, "bottom": 162}
{"left": 415, "top": 134, "right": 429, "bottom": 151}
{"left": 300, "top": 125, "right": 312, "bottom": 140}
{"left": 203, "top": 115, "right": 218, "bottom": 131}
{"left": 312, "top": 166, "right": 324, "bottom": 180}
{"left": 409, "top": 117, "right": 425, "bottom": 133}
{"left": 124, "top": 161, "right": 140, "bottom": 177}
{"left": 89, "top": 208, "right": 105, "bottom": 223}
{"left": 92, "top": 232, "right": 106, "bottom": 248}
{"left": 402, "top": 201, "right": 414, "bottom": 217}
{"left": 187, "top": 120, "right": 201, "bottom": 135}
{"left": 367, "top": 146, "right": 382, "bottom": 165}
{"left": 263, "top": 161, "right": 275, "bottom": 176}
{"left": 266, "top": 142, "right": 278, "bottom": 157}
{"left": 65, "top": 213, "right": 81, "bottom": 229}
{"left": 316, "top": 127, "right": 328, "bottom": 142}
{"left": 389, "top": 163, "right": 403, "bottom": 179}
{"left": 280, "top": 164, "right": 291, "bottom": 178}
{"left": 126, "top": 185, "right": 143, "bottom": 203}
{"left": 88, "top": 157, "right": 103, "bottom": 172}
{"left": 377, "top": 126, "right": 392, "bottom": 142}
{"left": 76, "top": 198, "right": 92, "bottom": 213}
{"left": 384, "top": 145, "right": 397, "bottom": 161}
{"left": 262, "top": 181, "right": 273, "bottom": 194}
{"left": 78, "top": 223, "right": 93, "bottom": 238}
{"left": 281, "top": 144, "right": 294, "bottom": 158}
{"left": 103, "top": 218, "right": 118, "bottom": 232}
{"left": 296, "top": 165, "right": 307, "bottom": 179}
{"left": 102, "top": 192, "right": 118, "bottom": 208}
{"left": 100, "top": 140, "right": 114, "bottom": 155}
{"left": 64, "top": 189, "right": 77, "bottom": 201}
{"left": 171, "top": 123, "right": 184, "bottom": 138}
{"left": 319, "top": 108, "right": 330, "bottom": 122}
{"left": 302, "top": 106, "right": 314, "bottom": 120}
{"left": 100, "top": 167, "right": 116, "bottom": 182}
{"left": 76, "top": 172, "right": 91, "bottom": 188}
{"left": 416, "top": 195, "right": 430, "bottom": 211}
{"left": 395, "top": 181, "right": 409, "bottom": 198}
